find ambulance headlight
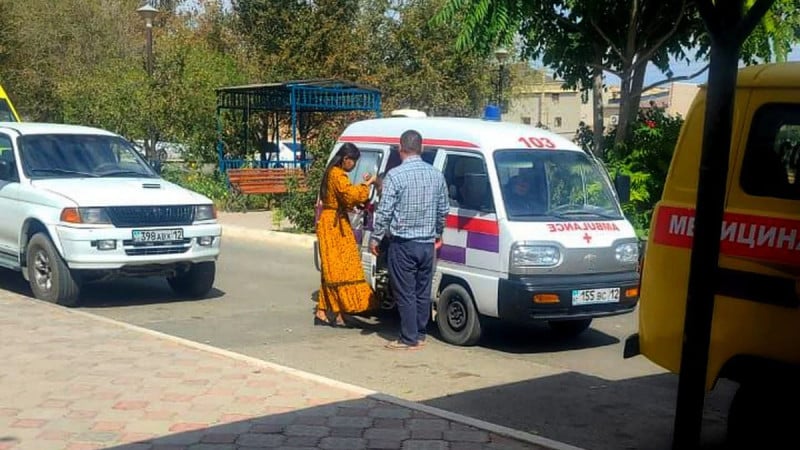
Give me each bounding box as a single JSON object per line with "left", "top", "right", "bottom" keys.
{"left": 615, "top": 242, "right": 639, "bottom": 263}
{"left": 510, "top": 243, "right": 561, "bottom": 268}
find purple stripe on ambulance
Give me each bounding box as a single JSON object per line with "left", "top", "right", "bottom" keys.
{"left": 467, "top": 232, "right": 499, "bottom": 253}
{"left": 438, "top": 245, "right": 466, "bottom": 264}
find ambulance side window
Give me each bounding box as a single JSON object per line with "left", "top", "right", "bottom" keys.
{"left": 384, "top": 146, "right": 402, "bottom": 174}
{"left": 348, "top": 149, "right": 383, "bottom": 185}
{"left": 740, "top": 103, "right": 800, "bottom": 200}
{"left": 442, "top": 153, "right": 495, "bottom": 213}
{"left": 421, "top": 147, "right": 438, "bottom": 165}
{"left": 382, "top": 146, "right": 436, "bottom": 175}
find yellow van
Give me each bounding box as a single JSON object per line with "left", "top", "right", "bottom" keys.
{"left": 625, "top": 62, "right": 800, "bottom": 443}
{"left": 0, "top": 83, "right": 20, "bottom": 121}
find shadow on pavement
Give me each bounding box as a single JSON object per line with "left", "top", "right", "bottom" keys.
{"left": 310, "top": 288, "right": 619, "bottom": 353}
{"left": 0, "top": 267, "right": 225, "bottom": 307}
{"left": 0, "top": 267, "right": 29, "bottom": 295}
{"left": 421, "top": 371, "right": 739, "bottom": 450}
{"left": 346, "top": 309, "right": 619, "bottom": 355}
{"left": 61, "top": 377, "right": 743, "bottom": 450}
{"left": 93, "top": 397, "right": 537, "bottom": 450}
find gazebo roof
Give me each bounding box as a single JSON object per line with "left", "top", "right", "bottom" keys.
{"left": 215, "top": 78, "right": 382, "bottom": 113}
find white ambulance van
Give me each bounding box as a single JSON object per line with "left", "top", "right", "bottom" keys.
{"left": 314, "top": 114, "right": 641, "bottom": 346}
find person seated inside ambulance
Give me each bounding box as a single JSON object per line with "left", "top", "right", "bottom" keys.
{"left": 460, "top": 172, "right": 494, "bottom": 212}
{"left": 503, "top": 168, "right": 547, "bottom": 217}
{"left": 448, "top": 157, "right": 493, "bottom": 212}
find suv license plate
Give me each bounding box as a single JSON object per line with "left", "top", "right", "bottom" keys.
{"left": 132, "top": 229, "right": 184, "bottom": 243}
{"left": 572, "top": 288, "right": 620, "bottom": 305}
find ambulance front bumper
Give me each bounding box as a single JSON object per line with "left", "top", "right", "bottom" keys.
{"left": 497, "top": 271, "right": 640, "bottom": 322}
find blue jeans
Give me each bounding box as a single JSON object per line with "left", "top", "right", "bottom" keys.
{"left": 387, "top": 238, "right": 434, "bottom": 345}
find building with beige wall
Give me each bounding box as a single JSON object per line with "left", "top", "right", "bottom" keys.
{"left": 502, "top": 65, "right": 699, "bottom": 137}
{"left": 604, "top": 82, "right": 699, "bottom": 128}
{"left": 503, "top": 67, "right": 589, "bottom": 139}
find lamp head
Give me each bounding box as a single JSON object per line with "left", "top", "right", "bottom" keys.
{"left": 136, "top": 3, "right": 158, "bottom": 25}
{"left": 494, "top": 47, "right": 509, "bottom": 64}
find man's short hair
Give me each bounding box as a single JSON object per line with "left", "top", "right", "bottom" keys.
{"left": 400, "top": 129, "right": 422, "bottom": 155}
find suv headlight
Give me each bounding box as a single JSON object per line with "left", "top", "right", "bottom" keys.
{"left": 615, "top": 242, "right": 639, "bottom": 263}
{"left": 60, "top": 207, "right": 112, "bottom": 224}
{"left": 510, "top": 244, "right": 561, "bottom": 268}
{"left": 195, "top": 204, "right": 217, "bottom": 221}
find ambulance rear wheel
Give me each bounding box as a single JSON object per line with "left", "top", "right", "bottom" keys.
{"left": 548, "top": 318, "right": 592, "bottom": 337}
{"left": 436, "top": 283, "right": 482, "bottom": 346}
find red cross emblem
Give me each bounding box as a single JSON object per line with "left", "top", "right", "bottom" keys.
{"left": 582, "top": 233, "right": 592, "bottom": 244}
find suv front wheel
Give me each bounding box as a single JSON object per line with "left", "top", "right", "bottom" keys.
{"left": 167, "top": 261, "right": 215, "bottom": 299}
{"left": 26, "top": 232, "right": 81, "bottom": 306}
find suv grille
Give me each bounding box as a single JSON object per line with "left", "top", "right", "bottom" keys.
{"left": 107, "top": 206, "right": 195, "bottom": 228}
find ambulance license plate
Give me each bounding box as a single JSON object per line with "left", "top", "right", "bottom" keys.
{"left": 572, "top": 288, "right": 620, "bottom": 305}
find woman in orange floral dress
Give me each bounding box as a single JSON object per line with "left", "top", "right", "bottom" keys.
{"left": 315, "top": 143, "right": 378, "bottom": 327}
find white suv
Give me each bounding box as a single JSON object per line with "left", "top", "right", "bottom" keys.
{"left": 0, "top": 122, "right": 222, "bottom": 306}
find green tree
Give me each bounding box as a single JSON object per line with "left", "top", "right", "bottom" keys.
{"left": 56, "top": 2, "right": 256, "bottom": 163}
{"left": 373, "top": 0, "right": 493, "bottom": 115}
{"left": 234, "top": 0, "right": 494, "bottom": 117}
{"left": 1, "top": 0, "right": 142, "bottom": 121}
{"left": 434, "top": 0, "right": 800, "bottom": 148}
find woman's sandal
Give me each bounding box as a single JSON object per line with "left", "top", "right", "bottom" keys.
{"left": 333, "top": 316, "right": 353, "bottom": 328}
{"left": 314, "top": 311, "right": 333, "bottom": 327}
{"left": 385, "top": 340, "right": 421, "bottom": 350}
{"left": 314, "top": 316, "right": 332, "bottom": 326}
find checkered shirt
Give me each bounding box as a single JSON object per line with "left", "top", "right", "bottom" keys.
{"left": 371, "top": 155, "right": 449, "bottom": 244}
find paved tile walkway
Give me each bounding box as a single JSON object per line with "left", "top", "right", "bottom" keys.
{"left": 0, "top": 290, "right": 559, "bottom": 450}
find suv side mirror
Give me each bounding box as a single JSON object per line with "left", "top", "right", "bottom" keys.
{"left": 0, "top": 160, "right": 17, "bottom": 181}
{"left": 614, "top": 174, "right": 631, "bottom": 203}
{"left": 149, "top": 159, "right": 163, "bottom": 175}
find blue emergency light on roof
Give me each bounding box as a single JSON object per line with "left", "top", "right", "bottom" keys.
{"left": 483, "top": 105, "right": 501, "bottom": 121}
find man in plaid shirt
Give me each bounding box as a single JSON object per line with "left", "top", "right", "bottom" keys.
{"left": 370, "top": 129, "right": 449, "bottom": 350}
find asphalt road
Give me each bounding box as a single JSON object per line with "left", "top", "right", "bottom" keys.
{"left": 0, "top": 237, "right": 737, "bottom": 450}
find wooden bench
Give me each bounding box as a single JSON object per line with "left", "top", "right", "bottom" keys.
{"left": 226, "top": 168, "right": 309, "bottom": 195}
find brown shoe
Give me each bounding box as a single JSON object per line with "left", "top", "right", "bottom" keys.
{"left": 385, "top": 340, "right": 421, "bottom": 350}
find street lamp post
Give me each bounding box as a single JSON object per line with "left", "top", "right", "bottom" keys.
{"left": 137, "top": 3, "right": 159, "bottom": 163}
{"left": 494, "top": 47, "right": 509, "bottom": 111}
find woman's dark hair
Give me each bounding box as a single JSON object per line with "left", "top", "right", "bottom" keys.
{"left": 319, "top": 142, "right": 360, "bottom": 201}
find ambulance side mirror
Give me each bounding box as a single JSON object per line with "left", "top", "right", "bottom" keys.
{"left": 614, "top": 174, "right": 631, "bottom": 203}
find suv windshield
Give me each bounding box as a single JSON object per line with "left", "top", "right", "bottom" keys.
{"left": 494, "top": 149, "right": 622, "bottom": 221}
{"left": 18, "top": 134, "right": 157, "bottom": 179}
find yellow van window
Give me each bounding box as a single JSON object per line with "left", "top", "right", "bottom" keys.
{"left": 0, "top": 99, "right": 15, "bottom": 122}
{"left": 740, "top": 103, "right": 800, "bottom": 200}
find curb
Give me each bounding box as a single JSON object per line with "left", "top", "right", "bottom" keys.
{"left": 23, "top": 296, "right": 586, "bottom": 450}
{"left": 222, "top": 223, "right": 315, "bottom": 249}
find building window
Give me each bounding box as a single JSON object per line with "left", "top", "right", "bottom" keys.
{"left": 554, "top": 117, "right": 562, "bottom": 128}
{"left": 740, "top": 103, "right": 800, "bottom": 200}
{"left": 521, "top": 116, "right": 531, "bottom": 125}
{"left": 552, "top": 93, "right": 559, "bottom": 104}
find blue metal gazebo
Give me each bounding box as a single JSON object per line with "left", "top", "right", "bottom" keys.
{"left": 215, "top": 79, "right": 382, "bottom": 174}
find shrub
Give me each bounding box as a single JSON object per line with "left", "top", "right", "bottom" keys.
{"left": 278, "top": 127, "right": 338, "bottom": 233}
{"left": 576, "top": 104, "right": 684, "bottom": 237}
{"left": 160, "top": 164, "right": 271, "bottom": 212}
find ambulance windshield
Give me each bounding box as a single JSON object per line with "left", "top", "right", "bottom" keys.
{"left": 494, "top": 149, "right": 623, "bottom": 221}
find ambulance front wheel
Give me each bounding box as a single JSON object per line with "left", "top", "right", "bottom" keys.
{"left": 548, "top": 318, "right": 592, "bottom": 337}
{"left": 436, "top": 283, "right": 482, "bottom": 346}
